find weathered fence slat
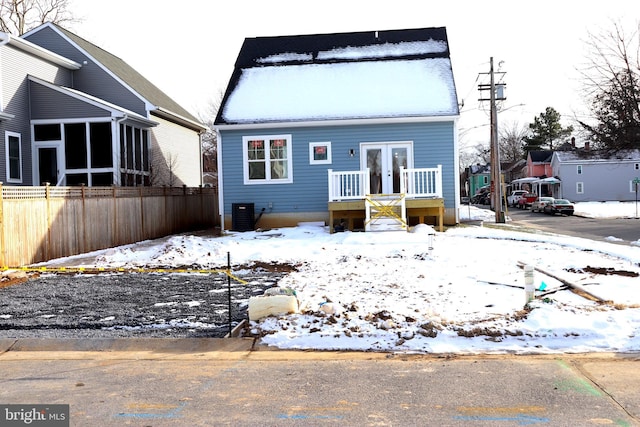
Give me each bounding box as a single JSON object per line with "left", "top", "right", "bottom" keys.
{"left": 0, "top": 184, "right": 219, "bottom": 267}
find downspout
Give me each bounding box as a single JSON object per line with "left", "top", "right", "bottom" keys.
{"left": 198, "top": 129, "right": 205, "bottom": 187}
{"left": 216, "top": 128, "right": 225, "bottom": 232}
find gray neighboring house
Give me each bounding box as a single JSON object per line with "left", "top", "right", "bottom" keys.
{"left": 2, "top": 22, "right": 205, "bottom": 187}
{"left": 551, "top": 149, "right": 640, "bottom": 202}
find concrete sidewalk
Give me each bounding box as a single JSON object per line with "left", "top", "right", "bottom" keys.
{"left": 1, "top": 338, "right": 639, "bottom": 426}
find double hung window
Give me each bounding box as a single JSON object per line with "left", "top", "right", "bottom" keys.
{"left": 5, "top": 132, "right": 21, "bottom": 183}
{"left": 243, "top": 135, "right": 292, "bottom": 184}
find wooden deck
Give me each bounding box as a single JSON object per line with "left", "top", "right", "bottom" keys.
{"left": 328, "top": 197, "right": 444, "bottom": 233}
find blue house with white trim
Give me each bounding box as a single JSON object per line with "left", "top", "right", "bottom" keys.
{"left": 215, "top": 27, "right": 460, "bottom": 232}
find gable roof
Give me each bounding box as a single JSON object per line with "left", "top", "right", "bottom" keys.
{"left": 0, "top": 31, "right": 81, "bottom": 69}
{"left": 23, "top": 23, "right": 204, "bottom": 131}
{"left": 469, "top": 164, "right": 490, "bottom": 174}
{"left": 528, "top": 150, "right": 553, "bottom": 163}
{"left": 216, "top": 27, "right": 459, "bottom": 126}
{"left": 29, "top": 75, "right": 158, "bottom": 128}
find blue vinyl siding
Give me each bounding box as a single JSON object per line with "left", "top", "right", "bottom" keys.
{"left": 221, "top": 121, "right": 456, "bottom": 215}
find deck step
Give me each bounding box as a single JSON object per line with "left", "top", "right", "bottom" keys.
{"left": 365, "top": 194, "right": 407, "bottom": 232}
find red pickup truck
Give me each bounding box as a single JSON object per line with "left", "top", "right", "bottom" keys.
{"left": 516, "top": 193, "right": 538, "bottom": 209}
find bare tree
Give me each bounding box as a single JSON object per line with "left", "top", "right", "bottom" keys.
{"left": 150, "top": 152, "right": 180, "bottom": 187}
{"left": 499, "top": 121, "right": 528, "bottom": 161}
{"left": 0, "top": 0, "right": 75, "bottom": 35}
{"left": 578, "top": 20, "right": 640, "bottom": 152}
{"left": 198, "top": 93, "right": 223, "bottom": 188}
{"left": 459, "top": 141, "right": 490, "bottom": 174}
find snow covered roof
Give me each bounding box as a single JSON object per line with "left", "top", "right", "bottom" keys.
{"left": 215, "top": 27, "right": 459, "bottom": 126}
{"left": 553, "top": 149, "right": 640, "bottom": 163}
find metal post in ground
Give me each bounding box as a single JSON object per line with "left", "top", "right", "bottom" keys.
{"left": 227, "top": 252, "right": 232, "bottom": 337}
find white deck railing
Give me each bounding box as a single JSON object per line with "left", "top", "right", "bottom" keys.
{"left": 401, "top": 165, "right": 443, "bottom": 198}
{"left": 328, "top": 165, "right": 442, "bottom": 201}
{"left": 328, "top": 169, "right": 370, "bottom": 201}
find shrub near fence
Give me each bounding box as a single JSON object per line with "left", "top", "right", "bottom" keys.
{"left": 0, "top": 184, "right": 219, "bottom": 267}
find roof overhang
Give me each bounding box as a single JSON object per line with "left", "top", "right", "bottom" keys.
{"left": 536, "top": 177, "right": 561, "bottom": 184}
{"left": 215, "top": 114, "right": 459, "bottom": 131}
{"left": 1, "top": 32, "right": 81, "bottom": 69}
{"left": 512, "top": 177, "right": 561, "bottom": 185}
{"left": 28, "top": 75, "right": 158, "bottom": 127}
{"left": 0, "top": 111, "right": 15, "bottom": 121}
{"left": 511, "top": 177, "right": 541, "bottom": 184}
{"left": 152, "top": 108, "right": 207, "bottom": 132}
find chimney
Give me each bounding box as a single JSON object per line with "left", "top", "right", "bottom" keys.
{"left": 584, "top": 141, "right": 590, "bottom": 151}
{"left": 571, "top": 137, "right": 575, "bottom": 148}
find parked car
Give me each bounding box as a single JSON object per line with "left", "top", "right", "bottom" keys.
{"left": 471, "top": 186, "right": 490, "bottom": 205}
{"left": 531, "top": 197, "right": 554, "bottom": 213}
{"left": 516, "top": 193, "right": 538, "bottom": 209}
{"left": 543, "top": 198, "right": 575, "bottom": 215}
{"left": 507, "top": 190, "right": 528, "bottom": 207}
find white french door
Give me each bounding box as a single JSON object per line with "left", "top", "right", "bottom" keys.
{"left": 361, "top": 142, "right": 412, "bottom": 194}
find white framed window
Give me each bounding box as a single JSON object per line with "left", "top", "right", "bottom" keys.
{"left": 5, "top": 131, "right": 22, "bottom": 183}
{"left": 483, "top": 176, "right": 488, "bottom": 185}
{"left": 576, "top": 182, "right": 584, "bottom": 194}
{"left": 631, "top": 180, "right": 640, "bottom": 193}
{"left": 309, "top": 142, "right": 332, "bottom": 165}
{"left": 243, "top": 134, "right": 293, "bottom": 184}
{"left": 635, "top": 163, "right": 639, "bottom": 170}
{"left": 576, "top": 165, "right": 583, "bottom": 175}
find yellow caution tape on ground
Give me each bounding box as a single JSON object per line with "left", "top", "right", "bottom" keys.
{"left": 0, "top": 266, "right": 248, "bottom": 284}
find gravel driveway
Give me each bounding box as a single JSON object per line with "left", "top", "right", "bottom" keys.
{"left": 0, "top": 267, "right": 291, "bottom": 339}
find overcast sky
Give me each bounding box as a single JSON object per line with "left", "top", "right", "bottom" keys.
{"left": 69, "top": 0, "right": 636, "bottom": 150}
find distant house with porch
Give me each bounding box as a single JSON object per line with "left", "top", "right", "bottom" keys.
{"left": 551, "top": 149, "right": 640, "bottom": 202}
{"left": 526, "top": 150, "right": 553, "bottom": 178}
{"left": 215, "top": 27, "right": 460, "bottom": 232}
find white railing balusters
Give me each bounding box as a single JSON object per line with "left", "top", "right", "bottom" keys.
{"left": 329, "top": 165, "right": 442, "bottom": 201}
{"left": 328, "top": 168, "right": 370, "bottom": 201}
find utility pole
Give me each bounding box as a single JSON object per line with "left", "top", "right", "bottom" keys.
{"left": 478, "top": 57, "right": 506, "bottom": 223}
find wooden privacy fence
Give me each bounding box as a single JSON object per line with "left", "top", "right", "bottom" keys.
{"left": 0, "top": 184, "right": 219, "bottom": 267}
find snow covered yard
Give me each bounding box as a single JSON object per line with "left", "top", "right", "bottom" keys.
{"left": 243, "top": 221, "right": 640, "bottom": 354}
{"left": 2, "top": 202, "right": 639, "bottom": 354}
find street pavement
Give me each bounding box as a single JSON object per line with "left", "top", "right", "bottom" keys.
{"left": 1, "top": 338, "right": 639, "bottom": 426}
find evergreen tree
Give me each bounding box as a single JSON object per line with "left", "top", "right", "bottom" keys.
{"left": 522, "top": 107, "right": 573, "bottom": 152}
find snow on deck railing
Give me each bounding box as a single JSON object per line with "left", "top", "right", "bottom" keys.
{"left": 328, "top": 169, "right": 369, "bottom": 201}
{"left": 401, "top": 165, "right": 442, "bottom": 198}
{"left": 328, "top": 165, "right": 442, "bottom": 201}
